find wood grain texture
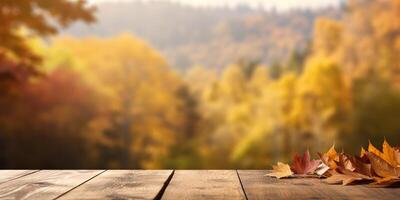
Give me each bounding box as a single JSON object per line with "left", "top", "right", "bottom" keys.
{"left": 59, "top": 170, "right": 173, "bottom": 200}
{"left": 161, "top": 170, "right": 246, "bottom": 200}
{"left": 238, "top": 170, "right": 400, "bottom": 200}
{"left": 0, "top": 170, "right": 399, "bottom": 200}
{"left": 0, "top": 170, "right": 103, "bottom": 200}
{"left": 0, "top": 170, "right": 38, "bottom": 184}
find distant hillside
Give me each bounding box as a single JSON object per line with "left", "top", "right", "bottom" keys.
{"left": 64, "top": 1, "right": 343, "bottom": 71}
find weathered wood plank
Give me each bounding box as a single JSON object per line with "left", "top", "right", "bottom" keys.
{"left": 0, "top": 170, "right": 38, "bottom": 184}
{"left": 238, "top": 170, "right": 400, "bottom": 200}
{"left": 58, "top": 170, "right": 173, "bottom": 200}
{"left": 162, "top": 170, "right": 246, "bottom": 200}
{"left": 0, "top": 170, "right": 103, "bottom": 200}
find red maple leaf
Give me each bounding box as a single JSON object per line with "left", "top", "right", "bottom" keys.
{"left": 291, "top": 150, "right": 321, "bottom": 175}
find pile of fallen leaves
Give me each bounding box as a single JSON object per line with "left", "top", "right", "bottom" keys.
{"left": 266, "top": 139, "right": 400, "bottom": 187}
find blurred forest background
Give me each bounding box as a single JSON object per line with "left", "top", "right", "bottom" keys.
{"left": 1, "top": 0, "right": 400, "bottom": 169}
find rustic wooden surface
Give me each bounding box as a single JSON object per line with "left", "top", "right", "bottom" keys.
{"left": 58, "top": 170, "right": 173, "bottom": 200}
{"left": 0, "top": 170, "right": 399, "bottom": 200}
{"left": 0, "top": 170, "right": 103, "bottom": 200}
{"left": 238, "top": 170, "right": 400, "bottom": 200}
{"left": 0, "top": 170, "right": 38, "bottom": 184}
{"left": 161, "top": 170, "right": 246, "bottom": 200}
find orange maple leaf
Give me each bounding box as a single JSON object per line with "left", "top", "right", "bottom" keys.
{"left": 368, "top": 139, "right": 399, "bottom": 167}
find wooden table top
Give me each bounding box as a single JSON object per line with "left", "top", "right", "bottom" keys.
{"left": 0, "top": 170, "right": 399, "bottom": 199}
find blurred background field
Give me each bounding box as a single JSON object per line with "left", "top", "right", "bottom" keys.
{"left": 1, "top": 0, "right": 400, "bottom": 169}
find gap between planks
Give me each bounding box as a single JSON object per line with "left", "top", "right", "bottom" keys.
{"left": 51, "top": 170, "right": 175, "bottom": 200}
{"left": 53, "top": 170, "right": 107, "bottom": 200}
{"left": 2, "top": 170, "right": 400, "bottom": 200}
{"left": 161, "top": 170, "right": 247, "bottom": 200}
{"left": 236, "top": 170, "right": 249, "bottom": 200}
{"left": 0, "top": 170, "right": 41, "bottom": 185}
{"left": 154, "top": 170, "right": 175, "bottom": 200}
{"left": 0, "top": 169, "right": 246, "bottom": 200}
{"left": 156, "top": 170, "right": 248, "bottom": 200}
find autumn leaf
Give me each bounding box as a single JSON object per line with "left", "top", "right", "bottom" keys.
{"left": 368, "top": 141, "right": 384, "bottom": 159}
{"left": 318, "top": 144, "right": 338, "bottom": 169}
{"left": 332, "top": 152, "right": 372, "bottom": 177}
{"left": 360, "top": 147, "right": 366, "bottom": 157}
{"left": 266, "top": 162, "right": 294, "bottom": 179}
{"left": 373, "top": 176, "right": 400, "bottom": 186}
{"left": 368, "top": 140, "right": 399, "bottom": 167}
{"left": 364, "top": 141, "right": 400, "bottom": 186}
{"left": 291, "top": 150, "right": 321, "bottom": 175}
{"left": 366, "top": 152, "right": 400, "bottom": 178}
{"left": 396, "top": 149, "right": 400, "bottom": 166}
{"left": 336, "top": 153, "right": 355, "bottom": 172}
{"left": 325, "top": 168, "right": 372, "bottom": 185}
{"left": 348, "top": 155, "right": 372, "bottom": 177}
{"left": 325, "top": 144, "right": 338, "bottom": 159}
{"left": 382, "top": 139, "right": 400, "bottom": 167}
{"left": 269, "top": 139, "right": 400, "bottom": 186}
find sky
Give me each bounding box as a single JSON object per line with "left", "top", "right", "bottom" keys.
{"left": 88, "top": 0, "right": 343, "bottom": 11}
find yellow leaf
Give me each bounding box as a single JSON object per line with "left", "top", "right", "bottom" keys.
{"left": 368, "top": 141, "right": 385, "bottom": 160}
{"left": 360, "top": 147, "right": 366, "bottom": 157}
{"left": 326, "top": 144, "right": 338, "bottom": 160}
{"left": 396, "top": 150, "right": 400, "bottom": 166}
{"left": 368, "top": 140, "right": 399, "bottom": 167}
{"left": 266, "top": 162, "right": 294, "bottom": 179}
{"left": 366, "top": 152, "right": 400, "bottom": 178}
{"left": 382, "top": 139, "right": 399, "bottom": 167}
{"left": 319, "top": 144, "right": 338, "bottom": 169}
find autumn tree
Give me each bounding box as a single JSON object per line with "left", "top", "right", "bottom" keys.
{"left": 291, "top": 56, "right": 350, "bottom": 152}
{"left": 0, "top": 68, "right": 99, "bottom": 168}
{"left": 312, "top": 18, "right": 342, "bottom": 59}
{"left": 231, "top": 71, "right": 298, "bottom": 168}
{"left": 0, "top": 0, "right": 97, "bottom": 168}
{"left": 310, "top": 0, "right": 400, "bottom": 151}
{"left": 0, "top": 0, "right": 95, "bottom": 77}
{"left": 46, "top": 34, "right": 196, "bottom": 168}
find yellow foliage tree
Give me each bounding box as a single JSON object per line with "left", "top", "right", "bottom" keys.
{"left": 45, "top": 34, "right": 191, "bottom": 168}
{"left": 291, "top": 56, "right": 350, "bottom": 152}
